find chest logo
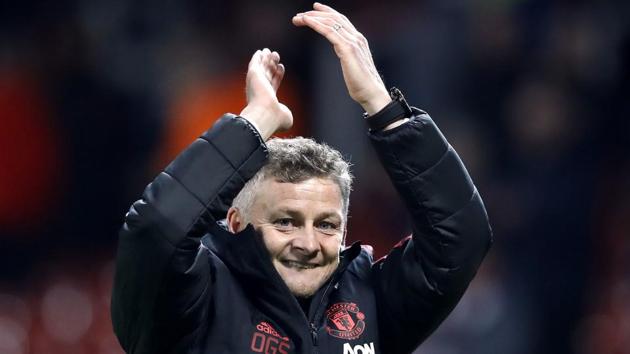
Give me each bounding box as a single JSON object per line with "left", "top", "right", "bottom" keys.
{"left": 250, "top": 321, "right": 290, "bottom": 354}
{"left": 324, "top": 302, "right": 366, "bottom": 340}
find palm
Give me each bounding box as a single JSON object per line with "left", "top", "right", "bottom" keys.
{"left": 245, "top": 49, "right": 293, "bottom": 131}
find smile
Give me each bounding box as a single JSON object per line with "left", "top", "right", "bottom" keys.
{"left": 281, "top": 260, "right": 318, "bottom": 270}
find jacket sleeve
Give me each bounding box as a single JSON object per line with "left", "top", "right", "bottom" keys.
{"left": 369, "top": 109, "right": 493, "bottom": 354}
{"left": 111, "top": 114, "right": 267, "bottom": 353}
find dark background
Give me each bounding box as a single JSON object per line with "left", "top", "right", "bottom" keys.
{"left": 0, "top": 0, "right": 628, "bottom": 353}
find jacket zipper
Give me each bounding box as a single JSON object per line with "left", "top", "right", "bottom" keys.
{"left": 310, "top": 322, "right": 318, "bottom": 346}
{"left": 308, "top": 274, "right": 340, "bottom": 350}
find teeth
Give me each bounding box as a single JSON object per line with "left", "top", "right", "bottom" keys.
{"left": 283, "top": 261, "right": 316, "bottom": 269}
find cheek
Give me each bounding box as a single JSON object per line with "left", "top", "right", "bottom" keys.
{"left": 259, "top": 228, "right": 289, "bottom": 256}
{"left": 321, "top": 236, "right": 342, "bottom": 259}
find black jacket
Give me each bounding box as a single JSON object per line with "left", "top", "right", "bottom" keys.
{"left": 111, "top": 110, "right": 492, "bottom": 354}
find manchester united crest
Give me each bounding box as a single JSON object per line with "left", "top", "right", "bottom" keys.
{"left": 325, "top": 302, "right": 366, "bottom": 340}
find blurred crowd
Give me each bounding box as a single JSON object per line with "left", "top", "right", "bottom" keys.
{"left": 0, "top": 0, "right": 628, "bottom": 353}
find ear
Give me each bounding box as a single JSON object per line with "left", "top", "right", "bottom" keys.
{"left": 226, "top": 207, "right": 244, "bottom": 234}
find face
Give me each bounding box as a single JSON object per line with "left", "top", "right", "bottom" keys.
{"left": 228, "top": 177, "right": 345, "bottom": 298}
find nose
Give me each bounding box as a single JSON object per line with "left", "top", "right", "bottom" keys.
{"left": 291, "top": 226, "right": 319, "bottom": 257}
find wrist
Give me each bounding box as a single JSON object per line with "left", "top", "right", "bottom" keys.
{"left": 239, "top": 105, "right": 278, "bottom": 141}
{"left": 360, "top": 89, "right": 392, "bottom": 115}
{"left": 363, "top": 87, "right": 414, "bottom": 132}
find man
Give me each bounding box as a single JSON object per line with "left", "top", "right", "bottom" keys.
{"left": 111, "top": 3, "right": 492, "bottom": 353}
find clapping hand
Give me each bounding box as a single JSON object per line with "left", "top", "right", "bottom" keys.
{"left": 292, "top": 3, "right": 391, "bottom": 115}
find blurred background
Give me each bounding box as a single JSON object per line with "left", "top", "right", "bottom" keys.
{"left": 0, "top": 0, "right": 628, "bottom": 353}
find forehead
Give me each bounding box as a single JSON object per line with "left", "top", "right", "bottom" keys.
{"left": 253, "top": 177, "right": 343, "bottom": 214}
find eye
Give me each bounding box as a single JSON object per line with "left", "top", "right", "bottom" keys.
{"left": 317, "top": 221, "right": 339, "bottom": 232}
{"left": 274, "top": 218, "right": 294, "bottom": 229}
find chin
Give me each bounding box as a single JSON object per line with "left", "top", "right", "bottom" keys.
{"left": 284, "top": 271, "right": 333, "bottom": 298}
{"left": 275, "top": 261, "right": 338, "bottom": 298}
{"left": 287, "top": 282, "right": 320, "bottom": 298}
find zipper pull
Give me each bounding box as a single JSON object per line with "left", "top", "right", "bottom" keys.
{"left": 310, "top": 323, "right": 318, "bottom": 346}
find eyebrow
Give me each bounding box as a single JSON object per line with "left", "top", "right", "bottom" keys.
{"left": 272, "top": 208, "right": 342, "bottom": 221}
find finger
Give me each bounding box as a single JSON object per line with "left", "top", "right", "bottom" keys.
{"left": 312, "top": 3, "right": 356, "bottom": 29}
{"left": 261, "top": 49, "right": 270, "bottom": 68}
{"left": 248, "top": 50, "right": 262, "bottom": 69}
{"left": 298, "top": 15, "right": 336, "bottom": 26}
{"left": 262, "top": 48, "right": 271, "bottom": 65}
{"left": 302, "top": 15, "right": 350, "bottom": 37}
{"left": 270, "top": 51, "right": 280, "bottom": 65}
{"left": 293, "top": 11, "right": 358, "bottom": 33}
{"left": 302, "top": 15, "right": 356, "bottom": 47}
{"left": 263, "top": 52, "right": 275, "bottom": 81}
{"left": 292, "top": 14, "right": 305, "bottom": 26}
{"left": 298, "top": 15, "right": 351, "bottom": 48}
{"left": 271, "top": 63, "right": 285, "bottom": 91}
{"left": 297, "top": 10, "right": 356, "bottom": 31}
{"left": 313, "top": 2, "right": 337, "bottom": 14}
{"left": 265, "top": 49, "right": 280, "bottom": 71}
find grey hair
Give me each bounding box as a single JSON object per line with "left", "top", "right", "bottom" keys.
{"left": 232, "top": 137, "right": 353, "bottom": 222}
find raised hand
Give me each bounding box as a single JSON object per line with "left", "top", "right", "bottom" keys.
{"left": 240, "top": 48, "right": 293, "bottom": 141}
{"left": 292, "top": 3, "right": 391, "bottom": 115}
